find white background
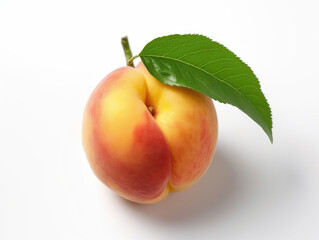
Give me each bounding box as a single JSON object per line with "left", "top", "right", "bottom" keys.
{"left": 1, "top": 0, "right": 318, "bottom": 239}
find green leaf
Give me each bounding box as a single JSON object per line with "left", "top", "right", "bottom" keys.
{"left": 139, "top": 34, "right": 273, "bottom": 143}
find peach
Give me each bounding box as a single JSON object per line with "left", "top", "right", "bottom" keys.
{"left": 82, "top": 62, "right": 218, "bottom": 203}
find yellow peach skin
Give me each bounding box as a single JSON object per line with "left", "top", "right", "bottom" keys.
{"left": 82, "top": 62, "right": 218, "bottom": 203}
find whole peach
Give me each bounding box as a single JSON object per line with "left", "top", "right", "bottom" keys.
{"left": 82, "top": 62, "right": 218, "bottom": 203}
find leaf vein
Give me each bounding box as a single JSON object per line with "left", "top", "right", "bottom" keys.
{"left": 161, "top": 41, "right": 209, "bottom": 56}
{"left": 178, "top": 48, "right": 225, "bottom": 59}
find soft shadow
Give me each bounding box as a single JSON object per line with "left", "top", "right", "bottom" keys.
{"left": 119, "top": 144, "right": 240, "bottom": 223}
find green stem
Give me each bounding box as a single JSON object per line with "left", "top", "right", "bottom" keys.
{"left": 128, "top": 55, "right": 139, "bottom": 65}
{"left": 121, "top": 36, "right": 138, "bottom": 67}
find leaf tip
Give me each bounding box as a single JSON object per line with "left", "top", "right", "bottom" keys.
{"left": 268, "top": 132, "right": 273, "bottom": 144}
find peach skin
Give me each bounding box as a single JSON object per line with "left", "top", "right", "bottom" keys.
{"left": 82, "top": 62, "right": 218, "bottom": 203}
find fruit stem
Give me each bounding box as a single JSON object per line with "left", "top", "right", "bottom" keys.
{"left": 121, "top": 36, "right": 138, "bottom": 67}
